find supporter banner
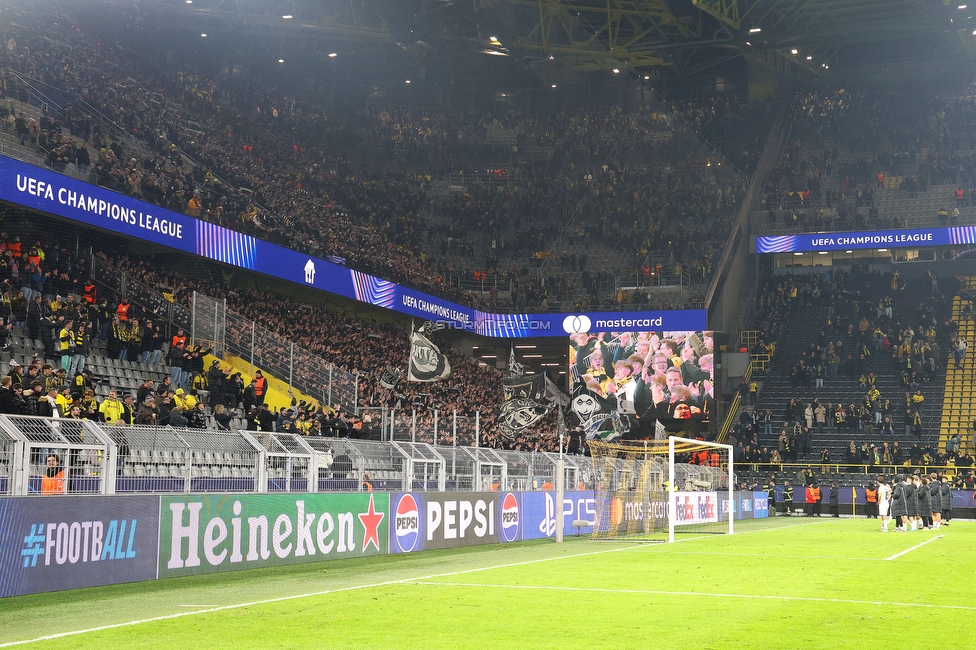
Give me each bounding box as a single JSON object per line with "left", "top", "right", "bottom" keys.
{"left": 378, "top": 366, "right": 402, "bottom": 390}
{"left": 389, "top": 492, "right": 506, "bottom": 552}
{"left": 0, "top": 154, "right": 705, "bottom": 338}
{"left": 158, "top": 493, "right": 388, "bottom": 577}
{"left": 520, "top": 491, "right": 597, "bottom": 540}
{"left": 754, "top": 226, "right": 976, "bottom": 254}
{"left": 407, "top": 330, "right": 451, "bottom": 382}
{"left": 0, "top": 495, "right": 160, "bottom": 597}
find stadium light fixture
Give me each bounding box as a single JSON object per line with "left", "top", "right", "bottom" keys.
{"left": 745, "top": 41, "right": 752, "bottom": 46}
{"left": 515, "top": 345, "right": 536, "bottom": 349}
{"left": 548, "top": 55, "right": 555, "bottom": 60}
{"left": 748, "top": 27, "right": 761, "bottom": 33}
{"left": 959, "top": 4, "right": 968, "bottom": 9}
{"left": 489, "top": 36, "right": 498, "bottom": 42}
{"left": 282, "top": 15, "right": 293, "bottom": 19}
{"left": 612, "top": 68, "right": 620, "bottom": 73}
{"left": 791, "top": 49, "right": 798, "bottom": 55}
{"left": 878, "top": 249, "right": 888, "bottom": 252}
{"left": 551, "top": 84, "right": 557, "bottom": 88}
{"left": 200, "top": 33, "right": 207, "bottom": 38}
{"left": 405, "top": 79, "right": 411, "bottom": 84}
{"left": 278, "top": 59, "right": 284, "bottom": 63}
{"left": 818, "top": 251, "right": 829, "bottom": 255}
{"left": 480, "top": 355, "right": 497, "bottom": 359}
{"left": 185, "top": 0, "right": 192, "bottom": 4}
{"left": 329, "top": 52, "right": 338, "bottom": 58}
{"left": 644, "top": 75, "right": 650, "bottom": 80}
{"left": 794, "top": 252, "right": 803, "bottom": 256}
{"left": 807, "top": 55, "right": 813, "bottom": 60}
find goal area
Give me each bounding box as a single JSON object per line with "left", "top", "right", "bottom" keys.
{"left": 588, "top": 436, "right": 733, "bottom": 542}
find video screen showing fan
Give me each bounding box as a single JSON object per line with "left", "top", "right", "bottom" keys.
{"left": 568, "top": 331, "right": 714, "bottom": 439}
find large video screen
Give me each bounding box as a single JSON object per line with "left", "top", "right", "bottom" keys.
{"left": 568, "top": 331, "right": 714, "bottom": 437}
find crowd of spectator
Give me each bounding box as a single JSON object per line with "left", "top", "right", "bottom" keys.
{"left": 729, "top": 265, "right": 959, "bottom": 471}
{"left": 0, "top": 2, "right": 772, "bottom": 314}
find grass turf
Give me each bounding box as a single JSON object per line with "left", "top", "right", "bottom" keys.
{"left": 0, "top": 516, "right": 971, "bottom": 649}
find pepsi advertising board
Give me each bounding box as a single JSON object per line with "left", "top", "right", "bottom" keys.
{"left": 0, "top": 495, "right": 160, "bottom": 597}
{"left": 0, "top": 155, "right": 704, "bottom": 338}
{"left": 520, "top": 491, "right": 596, "bottom": 540}
{"left": 754, "top": 226, "right": 976, "bottom": 254}
{"left": 390, "top": 492, "right": 514, "bottom": 552}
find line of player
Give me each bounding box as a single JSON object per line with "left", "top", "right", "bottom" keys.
{"left": 878, "top": 473, "right": 951, "bottom": 533}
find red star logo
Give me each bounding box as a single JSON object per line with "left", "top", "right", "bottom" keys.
{"left": 358, "top": 494, "right": 385, "bottom": 553}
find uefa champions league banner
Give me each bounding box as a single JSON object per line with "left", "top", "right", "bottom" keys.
{"left": 0, "top": 495, "right": 160, "bottom": 598}
{"left": 719, "top": 492, "right": 770, "bottom": 520}
{"left": 0, "top": 155, "right": 704, "bottom": 339}
{"left": 158, "top": 493, "right": 388, "bottom": 577}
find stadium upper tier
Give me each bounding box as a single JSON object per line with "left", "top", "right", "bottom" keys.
{"left": 0, "top": 2, "right": 770, "bottom": 313}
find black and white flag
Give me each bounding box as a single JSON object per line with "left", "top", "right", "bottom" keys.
{"left": 499, "top": 372, "right": 553, "bottom": 439}
{"left": 379, "top": 366, "right": 402, "bottom": 390}
{"left": 407, "top": 330, "right": 452, "bottom": 382}
{"left": 508, "top": 347, "right": 524, "bottom": 378}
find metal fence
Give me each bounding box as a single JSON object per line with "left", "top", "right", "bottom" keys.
{"left": 0, "top": 416, "right": 588, "bottom": 495}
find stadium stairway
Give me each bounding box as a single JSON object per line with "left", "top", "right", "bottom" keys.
{"left": 938, "top": 277, "right": 976, "bottom": 455}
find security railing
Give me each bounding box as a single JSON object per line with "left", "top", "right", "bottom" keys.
{"left": 0, "top": 416, "right": 589, "bottom": 495}
{"left": 190, "top": 291, "right": 359, "bottom": 413}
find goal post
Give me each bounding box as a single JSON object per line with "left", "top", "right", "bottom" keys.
{"left": 589, "top": 436, "right": 733, "bottom": 542}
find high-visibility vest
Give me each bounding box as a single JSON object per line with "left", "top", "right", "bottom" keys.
{"left": 254, "top": 376, "right": 267, "bottom": 396}
{"left": 41, "top": 469, "right": 65, "bottom": 495}
{"left": 82, "top": 283, "right": 96, "bottom": 303}
{"left": 117, "top": 303, "right": 130, "bottom": 321}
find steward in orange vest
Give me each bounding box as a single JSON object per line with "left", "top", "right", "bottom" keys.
{"left": 41, "top": 454, "right": 65, "bottom": 495}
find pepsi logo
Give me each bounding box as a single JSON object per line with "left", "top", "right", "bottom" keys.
{"left": 500, "top": 492, "right": 520, "bottom": 542}
{"left": 394, "top": 493, "right": 420, "bottom": 552}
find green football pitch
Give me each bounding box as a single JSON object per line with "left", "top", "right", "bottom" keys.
{"left": 0, "top": 517, "right": 971, "bottom": 649}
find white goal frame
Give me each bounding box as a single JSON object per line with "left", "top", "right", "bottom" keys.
{"left": 668, "top": 436, "right": 734, "bottom": 543}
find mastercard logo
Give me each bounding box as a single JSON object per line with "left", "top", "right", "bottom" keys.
{"left": 610, "top": 497, "right": 623, "bottom": 526}
{"left": 563, "top": 315, "right": 592, "bottom": 334}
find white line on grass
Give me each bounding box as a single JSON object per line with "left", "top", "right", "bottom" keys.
{"left": 886, "top": 534, "right": 944, "bottom": 560}
{"left": 0, "top": 518, "right": 822, "bottom": 647}
{"left": 407, "top": 581, "right": 976, "bottom": 612}
{"left": 0, "top": 543, "right": 647, "bottom": 647}
{"left": 667, "top": 551, "right": 885, "bottom": 562}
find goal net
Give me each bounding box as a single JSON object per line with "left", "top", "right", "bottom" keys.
{"left": 589, "top": 436, "right": 733, "bottom": 542}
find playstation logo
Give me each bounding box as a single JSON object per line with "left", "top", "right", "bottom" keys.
{"left": 303, "top": 259, "right": 316, "bottom": 284}
{"left": 562, "top": 314, "right": 591, "bottom": 334}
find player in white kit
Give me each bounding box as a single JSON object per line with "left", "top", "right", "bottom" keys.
{"left": 877, "top": 477, "right": 892, "bottom": 532}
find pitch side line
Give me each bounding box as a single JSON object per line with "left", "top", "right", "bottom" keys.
{"left": 886, "top": 534, "right": 944, "bottom": 561}
{"left": 668, "top": 551, "right": 885, "bottom": 562}
{"left": 408, "top": 581, "right": 976, "bottom": 612}
{"left": 0, "top": 518, "right": 819, "bottom": 647}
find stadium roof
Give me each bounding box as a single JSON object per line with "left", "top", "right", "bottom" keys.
{"left": 96, "top": 0, "right": 976, "bottom": 80}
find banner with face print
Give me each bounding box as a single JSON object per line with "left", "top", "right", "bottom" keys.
{"left": 568, "top": 330, "right": 714, "bottom": 429}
